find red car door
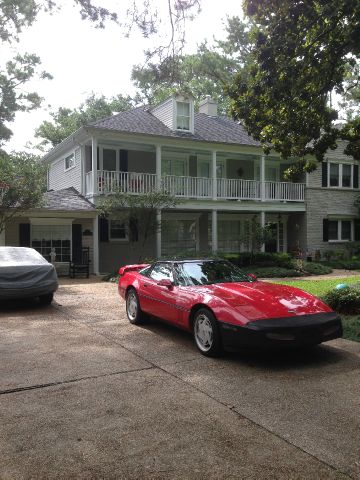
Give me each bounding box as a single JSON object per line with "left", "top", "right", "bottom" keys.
{"left": 141, "top": 263, "right": 180, "bottom": 325}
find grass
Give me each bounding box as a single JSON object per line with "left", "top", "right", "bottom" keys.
{"left": 269, "top": 275, "right": 360, "bottom": 343}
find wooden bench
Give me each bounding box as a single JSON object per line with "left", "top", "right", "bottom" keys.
{"left": 69, "top": 247, "right": 90, "bottom": 278}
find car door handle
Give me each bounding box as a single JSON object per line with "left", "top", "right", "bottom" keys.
{"left": 143, "top": 283, "right": 149, "bottom": 287}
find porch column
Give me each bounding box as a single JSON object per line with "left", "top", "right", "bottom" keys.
{"left": 260, "top": 211, "right": 265, "bottom": 252}
{"left": 81, "top": 145, "right": 86, "bottom": 196}
{"left": 156, "top": 145, "right": 162, "bottom": 190}
{"left": 211, "top": 210, "right": 218, "bottom": 253}
{"left": 0, "top": 227, "right": 5, "bottom": 246}
{"left": 156, "top": 209, "right": 161, "bottom": 259}
{"left": 260, "top": 155, "right": 266, "bottom": 201}
{"left": 93, "top": 215, "right": 100, "bottom": 275}
{"left": 211, "top": 150, "right": 217, "bottom": 200}
{"left": 92, "top": 136, "right": 98, "bottom": 195}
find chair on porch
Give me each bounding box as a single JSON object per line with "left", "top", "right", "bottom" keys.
{"left": 69, "top": 247, "right": 90, "bottom": 278}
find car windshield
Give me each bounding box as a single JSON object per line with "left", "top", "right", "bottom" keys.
{"left": 174, "top": 261, "right": 253, "bottom": 286}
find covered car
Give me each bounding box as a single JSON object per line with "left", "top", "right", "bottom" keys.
{"left": 0, "top": 247, "right": 58, "bottom": 305}
{"left": 118, "top": 259, "right": 342, "bottom": 357}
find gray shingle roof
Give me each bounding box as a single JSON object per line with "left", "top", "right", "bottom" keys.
{"left": 90, "top": 106, "right": 260, "bottom": 147}
{"left": 41, "top": 188, "right": 96, "bottom": 212}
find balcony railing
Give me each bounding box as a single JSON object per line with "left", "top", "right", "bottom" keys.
{"left": 85, "top": 171, "right": 305, "bottom": 202}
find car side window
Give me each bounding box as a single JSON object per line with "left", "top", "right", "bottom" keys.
{"left": 150, "top": 263, "right": 174, "bottom": 282}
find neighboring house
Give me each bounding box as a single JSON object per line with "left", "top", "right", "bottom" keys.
{"left": 2, "top": 95, "right": 359, "bottom": 274}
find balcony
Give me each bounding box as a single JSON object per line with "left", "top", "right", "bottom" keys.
{"left": 85, "top": 171, "right": 305, "bottom": 202}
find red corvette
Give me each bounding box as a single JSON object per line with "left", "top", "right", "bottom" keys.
{"left": 118, "top": 259, "right": 342, "bottom": 357}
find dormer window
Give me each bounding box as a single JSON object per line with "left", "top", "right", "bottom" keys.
{"left": 176, "top": 102, "right": 190, "bottom": 130}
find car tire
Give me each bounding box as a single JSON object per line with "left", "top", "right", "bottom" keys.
{"left": 126, "top": 288, "right": 145, "bottom": 325}
{"left": 193, "top": 308, "right": 222, "bottom": 357}
{"left": 38, "top": 293, "right": 54, "bottom": 306}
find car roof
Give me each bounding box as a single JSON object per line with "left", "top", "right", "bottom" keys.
{"left": 155, "top": 259, "right": 221, "bottom": 264}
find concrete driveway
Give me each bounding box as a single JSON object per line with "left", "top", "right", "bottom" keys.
{"left": 0, "top": 279, "right": 359, "bottom": 480}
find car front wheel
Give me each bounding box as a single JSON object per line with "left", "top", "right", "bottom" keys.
{"left": 126, "top": 288, "right": 145, "bottom": 325}
{"left": 193, "top": 308, "right": 222, "bottom": 357}
{"left": 38, "top": 293, "right": 54, "bottom": 306}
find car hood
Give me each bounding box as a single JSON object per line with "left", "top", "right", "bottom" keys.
{"left": 196, "top": 281, "right": 332, "bottom": 322}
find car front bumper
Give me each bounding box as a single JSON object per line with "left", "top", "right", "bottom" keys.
{"left": 219, "top": 312, "right": 342, "bottom": 350}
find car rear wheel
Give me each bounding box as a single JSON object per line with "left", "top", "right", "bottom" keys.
{"left": 193, "top": 308, "right": 222, "bottom": 357}
{"left": 38, "top": 293, "right": 54, "bottom": 306}
{"left": 126, "top": 288, "right": 145, "bottom": 325}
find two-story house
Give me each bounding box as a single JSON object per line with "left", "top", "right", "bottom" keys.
{"left": 2, "top": 95, "right": 359, "bottom": 274}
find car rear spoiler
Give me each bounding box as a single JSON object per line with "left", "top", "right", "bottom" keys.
{"left": 118, "top": 264, "right": 150, "bottom": 276}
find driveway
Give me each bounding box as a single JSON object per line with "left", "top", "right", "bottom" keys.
{"left": 0, "top": 279, "right": 359, "bottom": 479}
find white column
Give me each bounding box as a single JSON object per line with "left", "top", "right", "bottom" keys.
{"left": 0, "top": 227, "right": 5, "bottom": 246}
{"left": 156, "top": 145, "right": 162, "bottom": 190}
{"left": 211, "top": 210, "right": 218, "bottom": 253}
{"left": 92, "top": 216, "right": 99, "bottom": 275}
{"left": 156, "top": 209, "right": 161, "bottom": 259}
{"left": 283, "top": 218, "right": 288, "bottom": 253}
{"left": 260, "top": 155, "right": 266, "bottom": 201}
{"left": 211, "top": 150, "right": 217, "bottom": 200}
{"left": 260, "top": 211, "right": 265, "bottom": 252}
{"left": 92, "top": 137, "right": 98, "bottom": 196}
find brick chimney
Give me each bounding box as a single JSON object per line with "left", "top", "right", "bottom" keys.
{"left": 199, "top": 96, "right": 218, "bottom": 116}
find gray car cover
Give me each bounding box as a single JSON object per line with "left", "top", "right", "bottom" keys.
{"left": 0, "top": 247, "right": 58, "bottom": 299}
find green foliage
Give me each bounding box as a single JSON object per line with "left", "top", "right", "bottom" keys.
{"left": 243, "top": 266, "right": 301, "bottom": 278}
{"left": 0, "top": 151, "right": 46, "bottom": 232}
{"left": 341, "top": 315, "right": 360, "bottom": 342}
{"left": 98, "top": 190, "right": 179, "bottom": 261}
{"left": 35, "top": 93, "right": 140, "bottom": 149}
{"left": 228, "top": 0, "right": 360, "bottom": 163}
{"left": 322, "top": 285, "right": 360, "bottom": 314}
{"left": 322, "top": 260, "right": 360, "bottom": 270}
{"left": 303, "top": 262, "right": 333, "bottom": 275}
{"left": 131, "top": 16, "right": 254, "bottom": 115}
{"left": 223, "top": 252, "right": 293, "bottom": 268}
{"left": 0, "top": 53, "right": 52, "bottom": 144}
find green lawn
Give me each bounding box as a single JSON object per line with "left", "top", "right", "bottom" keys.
{"left": 269, "top": 276, "right": 360, "bottom": 343}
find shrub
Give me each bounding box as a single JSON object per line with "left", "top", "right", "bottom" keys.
{"left": 303, "top": 262, "right": 333, "bottom": 275}
{"left": 322, "top": 285, "right": 360, "bottom": 314}
{"left": 322, "top": 260, "right": 360, "bottom": 270}
{"left": 242, "top": 266, "right": 302, "bottom": 278}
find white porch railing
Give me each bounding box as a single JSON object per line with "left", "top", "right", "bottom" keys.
{"left": 265, "top": 181, "right": 305, "bottom": 201}
{"left": 162, "top": 175, "right": 213, "bottom": 198}
{"left": 217, "top": 178, "right": 261, "bottom": 200}
{"left": 85, "top": 171, "right": 305, "bottom": 202}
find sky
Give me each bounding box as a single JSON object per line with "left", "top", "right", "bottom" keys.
{"left": 4, "top": 0, "right": 243, "bottom": 153}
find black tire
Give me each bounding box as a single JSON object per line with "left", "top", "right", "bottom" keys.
{"left": 126, "top": 288, "right": 145, "bottom": 325}
{"left": 38, "top": 293, "right": 54, "bottom": 306}
{"left": 193, "top": 308, "right": 222, "bottom": 357}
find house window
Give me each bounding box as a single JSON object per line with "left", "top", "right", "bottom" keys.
{"left": 31, "top": 225, "right": 71, "bottom": 262}
{"left": 217, "top": 220, "right": 242, "bottom": 252}
{"left": 109, "top": 220, "right": 128, "bottom": 241}
{"left": 176, "top": 102, "right": 190, "bottom": 130}
{"left": 326, "top": 219, "right": 353, "bottom": 242}
{"left": 65, "top": 153, "right": 75, "bottom": 171}
{"left": 327, "top": 162, "right": 354, "bottom": 188}
{"left": 162, "top": 219, "right": 197, "bottom": 254}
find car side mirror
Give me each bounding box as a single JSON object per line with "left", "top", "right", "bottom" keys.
{"left": 157, "top": 279, "right": 173, "bottom": 289}
{"left": 248, "top": 273, "right": 257, "bottom": 281}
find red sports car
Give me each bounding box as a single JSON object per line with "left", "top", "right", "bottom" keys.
{"left": 118, "top": 259, "right": 342, "bottom": 357}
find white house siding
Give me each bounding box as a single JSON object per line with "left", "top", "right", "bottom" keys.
{"left": 150, "top": 98, "right": 174, "bottom": 130}
{"left": 48, "top": 147, "right": 82, "bottom": 192}
{"left": 305, "top": 188, "right": 359, "bottom": 255}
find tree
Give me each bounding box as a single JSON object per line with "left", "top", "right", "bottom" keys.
{"left": 131, "top": 16, "right": 254, "bottom": 115}
{"left": 0, "top": 151, "right": 46, "bottom": 233}
{"left": 97, "top": 191, "right": 179, "bottom": 261}
{"left": 35, "top": 93, "right": 141, "bottom": 149}
{"left": 0, "top": 0, "right": 201, "bottom": 146}
{"left": 228, "top": 0, "right": 360, "bottom": 167}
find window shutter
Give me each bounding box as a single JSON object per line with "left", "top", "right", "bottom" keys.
{"left": 323, "top": 219, "right": 329, "bottom": 242}
{"left": 322, "top": 162, "right": 328, "bottom": 187}
{"left": 99, "top": 217, "right": 109, "bottom": 242}
{"left": 354, "top": 164, "right": 359, "bottom": 189}
{"left": 354, "top": 219, "right": 360, "bottom": 241}
{"left": 19, "top": 224, "right": 30, "bottom": 247}
{"left": 120, "top": 150, "right": 128, "bottom": 172}
{"left": 72, "top": 224, "right": 82, "bottom": 260}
